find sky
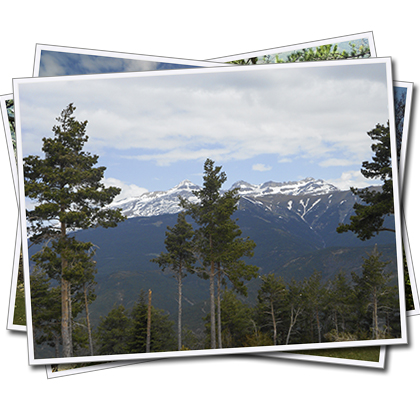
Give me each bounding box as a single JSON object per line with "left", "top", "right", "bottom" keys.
{"left": 17, "top": 60, "right": 392, "bottom": 202}
{"left": 39, "top": 50, "right": 200, "bottom": 76}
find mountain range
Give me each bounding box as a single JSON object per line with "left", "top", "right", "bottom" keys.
{"left": 30, "top": 177, "right": 398, "bottom": 340}
{"left": 108, "top": 177, "right": 391, "bottom": 251}
{"left": 109, "top": 177, "right": 340, "bottom": 219}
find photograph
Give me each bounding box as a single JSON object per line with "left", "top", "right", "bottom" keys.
{"left": 13, "top": 58, "right": 406, "bottom": 365}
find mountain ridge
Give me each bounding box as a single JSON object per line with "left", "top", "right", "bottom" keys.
{"left": 109, "top": 177, "right": 343, "bottom": 219}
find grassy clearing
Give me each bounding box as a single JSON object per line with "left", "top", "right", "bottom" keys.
{"left": 289, "top": 346, "right": 380, "bottom": 362}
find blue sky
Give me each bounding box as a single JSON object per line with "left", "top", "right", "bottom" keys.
{"left": 39, "top": 50, "right": 200, "bottom": 76}
{"left": 394, "top": 85, "right": 407, "bottom": 102}
{"left": 17, "top": 60, "right": 392, "bottom": 201}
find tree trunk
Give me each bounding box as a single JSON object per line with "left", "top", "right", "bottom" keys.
{"left": 209, "top": 261, "right": 216, "bottom": 349}
{"left": 286, "top": 309, "right": 294, "bottom": 345}
{"left": 217, "top": 263, "right": 222, "bottom": 349}
{"left": 315, "top": 309, "right": 321, "bottom": 343}
{"left": 334, "top": 310, "right": 339, "bottom": 333}
{"left": 68, "top": 281, "right": 73, "bottom": 352}
{"left": 373, "top": 286, "right": 379, "bottom": 339}
{"left": 209, "top": 235, "right": 216, "bottom": 350}
{"left": 271, "top": 300, "right": 277, "bottom": 345}
{"left": 61, "top": 278, "right": 72, "bottom": 357}
{"left": 84, "top": 284, "right": 94, "bottom": 356}
{"left": 54, "top": 333, "right": 60, "bottom": 358}
{"left": 286, "top": 306, "right": 301, "bottom": 345}
{"left": 177, "top": 264, "right": 182, "bottom": 351}
{"left": 60, "top": 221, "right": 72, "bottom": 358}
{"left": 146, "top": 289, "right": 152, "bottom": 352}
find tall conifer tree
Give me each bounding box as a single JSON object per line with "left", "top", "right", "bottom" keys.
{"left": 151, "top": 212, "right": 195, "bottom": 351}
{"left": 351, "top": 245, "right": 394, "bottom": 339}
{"left": 302, "top": 271, "right": 327, "bottom": 343}
{"left": 325, "top": 272, "right": 354, "bottom": 334}
{"left": 180, "top": 159, "right": 225, "bottom": 349}
{"left": 24, "top": 103, "right": 126, "bottom": 357}
{"left": 285, "top": 279, "right": 304, "bottom": 345}
{"left": 96, "top": 305, "right": 132, "bottom": 355}
{"left": 336, "top": 122, "right": 394, "bottom": 240}
{"left": 180, "top": 158, "right": 258, "bottom": 349}
{"left": 30, "top": 266, "right": 61, "bottom": 358}
{"left": 212, "top": 186, "right": 258, "bottom": 348}
{"left": 256, "top": 274, "right": 287, "bottom": 345}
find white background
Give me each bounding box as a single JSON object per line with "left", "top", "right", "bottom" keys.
{"left": 1, "top": 2, "right": 419, "bottom": 418}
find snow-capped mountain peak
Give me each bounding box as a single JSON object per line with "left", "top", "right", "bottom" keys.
{"left": 232, "top": 177, "right": 338, "bottom": 197}
{"left": 110, "top": 177, "right": 339, "bottom": 219}
{"left": 110, "top": 180, "right": 200, "bottom": 218}
{"left": 167, "top": 179, "right": 200, "bottom": 193}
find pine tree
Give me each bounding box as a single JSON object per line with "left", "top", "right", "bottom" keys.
{"left": 214, "top": 189, "right": 258, "bottom": 348}
{"left": 352, "top": 245, "right": 395, "bottom": 339}
{"left": 31, "top": 237, "right": 97, "bottom": 356}
{"left": 96, "top": 305, "right": 132, "bottom": 355}
{"left": 336, "top": 122, "right": 394, "bottom": 240}
{"left": 63, "top": 239, "right": 97, "bottom": 356}
{"left": 30, "top": 266, "right": 61, "bottom": 358}
{"left": 13, "top": 252, "right": 26, "bottom": 326}
{"left": 394, "top": 87, "right": 407, "bottom": 170}
{"left": 127, "top": 291, "right": 177, "bottom": 353}
{"left": 285, "top": 279, "right": 304, "bottom": 345}
{"left": 180, "top": 158, "right": 258, "bottom": 349}
{"left": 5, "top": 99, "right": 16, "bottom": 159}
{"left": 324, "top": 272, "right": 355, "bottom": 337}
{"left": 24, "top": 103, "right": 126, "bottom": 357}
{"left": 256, "top": 274, "right": 287, "bottom": 345}
{"left": 205, "top": 290, "right": 253, "bottom": 348}
{"left": 403, "top": 246, "right": 414, "bottom": 310}
{"left": 302, "top": 271, "right": 327, "bottom": 343}
{"left": 336, "top": 117, "right": 414, "bottom": 315}
{"left": 179, "top": 158, "right": 225, "bottom": 349}
{"left": 151, "top": 212, "right": 195, "bottom": 351}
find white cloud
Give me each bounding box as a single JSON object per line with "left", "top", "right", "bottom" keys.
{"left": 103, "top": 177, "right": 148, "bottom": 201}
{"left": 127, "top": 147, "right": 231, "bottom": 166}
{"left": 123, "top": 59, "right": 159, "bottom": 72}
{"left": 39, "top": 54, "right": 68, "bottom": 76}
{"left": 327, "top": 170, "right": 381, "bottom": 190}
{"left": 319, "top": 158, "right": 357, "bottom": 167}
{"left": 252, "top": 163, "right": 272, "bottom": 172}
{"left": 18, "top": 62, "right": 390, "bottom": 174}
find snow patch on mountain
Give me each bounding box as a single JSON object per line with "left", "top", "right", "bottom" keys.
{"left": 110, "top": 179, "right": 200, "bottom": 218}
{"left": 231, "top": 177, "right": 338, "bottom": 197}
{"left": 109, "top": 177, "right": 340, "bottom": 219}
